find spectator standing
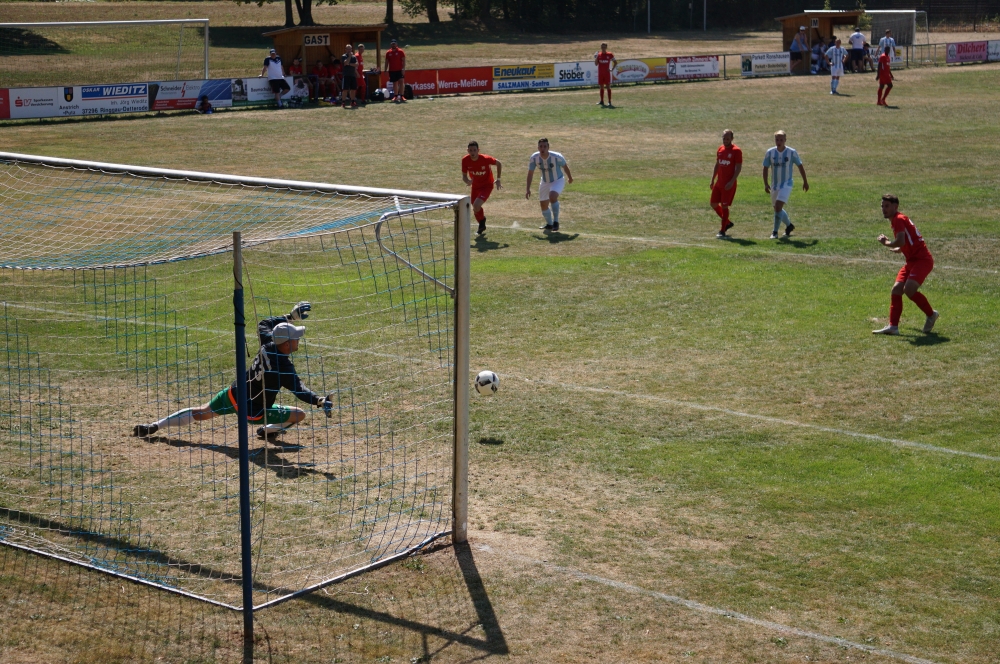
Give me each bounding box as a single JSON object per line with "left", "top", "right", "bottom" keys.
{"left": 848, "top": 27, "right": 867, "bottom": 73}
{"left": 355, "top": 44, "right": 368, "bottom": 104}
{"left": 789, "top": 26, "right": 809, "bottom": 72}
{"left": 341, "top": 44, "right": 359, "bottom": 108}
{"left": 260, "top": 47, "right": 289, "bottom": 108}
{"left": 328, "top": 57, "right": 344, "bottom": 100}
{"left": 384, "top": 39, "right": 407, "bottom": 103}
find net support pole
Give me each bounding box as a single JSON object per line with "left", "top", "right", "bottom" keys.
{"left": 203, "top": 20, "right": 210, "bottom": 79}
{"left": 233, "top": 231, "right": 254, "bottom": 663}
{"left": 452, "top": 199, "right": 471, "bottom": 544}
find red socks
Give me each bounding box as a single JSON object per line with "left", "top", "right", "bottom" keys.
{"left": 908, "top": 291, "right": 934, "bottom": 317}
{"left": 890, "top": 293, "right": 903, "bottom": 326}
{"left": 474, "top": 207, "right": 486, "bottom": 222}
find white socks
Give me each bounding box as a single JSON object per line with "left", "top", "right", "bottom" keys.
{"left": 154, "top": 408, "right": 196, "bottom": 429}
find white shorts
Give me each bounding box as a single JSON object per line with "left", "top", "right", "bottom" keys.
{"left": 538, "top": 177, "right": 566, "bottom": 201}
{"left": 771, "top": 183, "right": 793, "bottom": 205}
{"left": 831, "top": 65, "right": 844, "bottom": 76}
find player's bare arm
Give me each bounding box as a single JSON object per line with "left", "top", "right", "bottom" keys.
{"left": 710, "top": 162, "right": 720, "bottom": 189}
{"left": 878, "top": 231, "right": 906, "bottom": 252}
{"left": 725, "top": 163, "right": 741, "bottom": 190}
{"left": 525, "top": 170, "right": 534, "bottom": 199}
{"left": 798, "top": 164, "right": 809, "bottom": 191}
{"left": 563, "top": 164, "right": 573, "bottom": 184}
{"left": 494, "top": 160, "right": 503, "bottom": 190}
{"left": 762, "top": 166, "right": 771, "bottom": 194}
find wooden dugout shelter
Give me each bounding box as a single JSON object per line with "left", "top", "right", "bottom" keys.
{"left": 263, "top": 24, "right": 387, "bottom": 69}
{"left": 776, "top": 10, "right": 865, "bottom": 73}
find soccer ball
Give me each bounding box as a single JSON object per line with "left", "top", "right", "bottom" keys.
{"left": 474, "top": 370, "right": 499, "bottom": 395}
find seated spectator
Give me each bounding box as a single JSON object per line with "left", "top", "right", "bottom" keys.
{"left": 813, "top": 41, "right": 828, "bottom": 73}
{"left": 312, "top": 59, "right": 332, "bottom": 101}
{"left": 288, "top": 57, "right": 313, "bottom": 102}
{"left": 195, "top": 95, "right": 213, "bottom": 114}
{"left": 863, "top": 42, "right": 875, "bottom": 72}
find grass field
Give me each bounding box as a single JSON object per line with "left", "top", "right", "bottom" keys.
{"left": 1, "top": 37, "right": 1000, "bottom": 664}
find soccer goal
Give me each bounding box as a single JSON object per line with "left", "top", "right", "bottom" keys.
{"left": 0, "top": 152, "right": 471, "bottom": 657}
{"left": 866, "top": 10, "right": 929, "bottom": 47}
{"left": 0, "top": 20, "right": 210, "bottom": 88}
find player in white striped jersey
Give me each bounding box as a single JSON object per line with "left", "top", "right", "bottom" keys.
{"left": 762, "top": 131, "right": 809, "bottom": 239}
{"left": 824, "top": 39, "right": 848, "bottom": 94}
{"left": 525, "top": 138, "right": 574, "bottom": 232}
{"left": 877, "top": 30, "right": 896, "bottom": 59}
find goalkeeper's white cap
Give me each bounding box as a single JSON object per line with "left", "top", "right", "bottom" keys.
{"left": 272, "top": 322, "right": 305, "bottom": 344}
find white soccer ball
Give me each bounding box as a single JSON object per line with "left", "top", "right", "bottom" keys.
{"left": 474, "top": 370, "right": 499, "bottom": 396}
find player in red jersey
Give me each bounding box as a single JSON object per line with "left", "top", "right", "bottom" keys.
{"left": 710, "top": 129, "right": 743, "bottom": 238}
{"left": 873, "top": 195, "right": 939, "bottom": 335}
{"left": 594, "top": 43, "right": 617, "bottom": 108}
{"left": 876, "top": 46, "right": 895, "bottom": 106}
{"left": 384, "top": 39, "right": 407, "bottom": 103}
{"left": 462, "top": 141, "right": 502, "bottom": 236}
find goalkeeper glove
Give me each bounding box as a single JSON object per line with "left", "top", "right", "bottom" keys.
{"left": 288, "top": 301, "right": 312, "bottom": 321}
{"left": 323, "top": 397, "right": 333, "bottom": 418}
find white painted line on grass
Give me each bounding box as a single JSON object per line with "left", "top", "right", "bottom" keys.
{"left": 480, "top": 545, "right": 939, "bottom": 664}
{"left": 501, "top": 225, "right": 999, "bottom": 276}
{"left": 515, "top": 376, "right": 1000, "bottom": 462}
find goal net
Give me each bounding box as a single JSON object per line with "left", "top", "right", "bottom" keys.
{"left": 866, "top": 10, "right": 926, "bottom": 47}
{"left": 0, "top": 20, "right": 209, "bottom": 89}
{"left": 0, "top": 153, "right": 470, "bottom": 611}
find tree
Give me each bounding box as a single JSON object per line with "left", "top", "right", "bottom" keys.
{"left": 234, "top": 0, "right": 335, "bottom": 28}
{"left": 398, "top": 0, "right": 440, "bottom": 23}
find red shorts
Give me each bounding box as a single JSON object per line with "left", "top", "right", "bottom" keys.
{"left": 879, "top": 75, "right": 893, "bottom": 85}
{"left": 471, "top": 184, "right": 493, "bottom": 204}
{"left": 598, "top": 71, "right": 611, "bottom": 86}
{"left": 896, "top": 258, "right": 933, "bottom": 285}
{"left": 710, "top": 182, "right": 737, "bottom": 207}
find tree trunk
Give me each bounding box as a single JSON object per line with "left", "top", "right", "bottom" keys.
{"left": 426, "top": 0, "right": 440, "bottom": 23}
{"left": 283, "top": 0, "right": 295, "bottom": 27}
{"left": 500, "top": 0, "right": 509, "bottom": 21}
{"left": 297, "top": 0, "right": 315, "bottom": 26}
{"left": 385, "top": 0, "right": 394, "bottom": 25}
{"left": 480, "top": 0, "right": 493, "bottom": 27}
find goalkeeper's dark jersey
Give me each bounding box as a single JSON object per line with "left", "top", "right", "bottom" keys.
{"left": 231, "top": 315, "right": 323, "bottom": 418}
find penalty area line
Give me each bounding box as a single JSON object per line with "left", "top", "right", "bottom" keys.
{"left": 480, "top": 546, "right": 939, "bottom": 664}
{"left": 514, "top": 376, "right": 1000, "bottom": 463}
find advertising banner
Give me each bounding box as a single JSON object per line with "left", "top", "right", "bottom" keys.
{"left": 76, "top": 83, "right": 150, "bottom": 115}
{"left": 492, "top": 64, "right": 556, "bottom": 91}
{"left": 554, "top": 61, "right": 599, "bottom": 87}
{"left": 990, "top": 40, "right": 1000, "bottom": 62}
{"left": 437, "top": 67, "right": 492, "bottom": 94}
{"left": 0, "top": 88, "right": 7, "bottom": 119}
{"left": 231, "top": 77, "right": 295, "bottom": 103}
{"left": 947, "top": 41, "right": 988, "bottom": 63}
{"left": 667, "top": 55, "right": 719, "bottom": 80}
{"left": 378, "top": 69, "right": 436, "bottom": 95}
{"left": 149, "top": 79, "right": 233, "bottom": 111}
{"left": 741, "top": 52, "right": 791, "bottom": 77}
{"left": 6, "top": 86, "right": 61, "bottom": 119}
{"left": 613, "top": 58, "right": 667, "bottom": 82}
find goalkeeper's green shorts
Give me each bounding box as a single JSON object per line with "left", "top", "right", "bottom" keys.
{"left": 208, "top": 387, "right": 295, "bottom": 425}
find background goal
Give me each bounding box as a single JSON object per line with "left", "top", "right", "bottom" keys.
{"left": 0, "top": 20, "right": 210, "bottom": 88}
{"left": 0, "top": 153, "right": 470, "bottom": 652}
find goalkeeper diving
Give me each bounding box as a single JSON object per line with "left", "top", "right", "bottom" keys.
{"left": 133, "top": 302, "right": 332, "bottom": 441}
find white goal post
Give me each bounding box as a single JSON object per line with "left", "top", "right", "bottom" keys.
{"left": 865, "top": 10, "right": 929, "bottom": 47}
{"left": 0, "top": 19, "right": 210, "bottom": 88}
{"left": 0, "top": 151, "right": 472, "bottom": 656}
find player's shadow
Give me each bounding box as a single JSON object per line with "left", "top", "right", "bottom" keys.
{"left": 534, "top": 231, "right": 580, "bottom": 243}
{"left": 472, "top": 235, "right": 510, "bottom": 253}
{"left": 907, "top": 332, "right": 950, "bottom": 346}
{"left": 778, "top": 238, "right": 819, "bottom": 249}
{"left": 881, "top": 105, "right": 900, "bottom": 110}
{"left": 149, "top": 435, "right": 339, "bottom": 481}
{"left": 720, "top": 237, "right": 756, "bottom": 246}
{"left": 478, "top": 436, "right": 504, "bottom": 445}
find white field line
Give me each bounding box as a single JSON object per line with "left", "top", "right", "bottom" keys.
{"left": 480, "top": 545, "right": 939, "bottom": 664}
{"left": 6, "top": 306, "right": 998, "bottom": 463}
{"left": 499, "top": 225, "right": 1000, "bottom": 276}
{"left": 514, "top": 376, "right": 1000, "bottom": 462}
